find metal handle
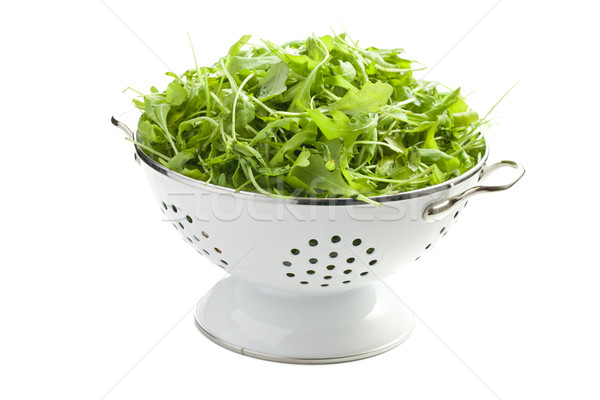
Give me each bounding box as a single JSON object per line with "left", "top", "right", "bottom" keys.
{"left": 111, "top": 115, "right": 142, "bottom": 165}
{"left": 111, "top": 116, "right": 134, "bottom": 139}
{"left": 423, "top": 160, "right": 525, "bottom": 222}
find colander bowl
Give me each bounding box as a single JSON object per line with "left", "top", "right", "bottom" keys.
{"left": 112, "top": 115, "right": 524, "bottom": 363}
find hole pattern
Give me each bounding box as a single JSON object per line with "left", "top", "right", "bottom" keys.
{"left": 282, "top": 235, "right": 376, "bottom": 287}
{"left": 161, "top": 201, "right": 229, "bottom": 269}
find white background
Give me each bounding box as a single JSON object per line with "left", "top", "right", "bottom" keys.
{"left": 1, "top": 1, "right": 598, "bottom": 399}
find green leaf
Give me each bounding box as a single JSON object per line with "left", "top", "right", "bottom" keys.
{"left": 306, "top": 109, "right": 376, "bottom": 141}
{"left": 288, "top": 153, "right": 359, "bottom": 197}
{"left": 330, "top": 81, "right": 393, "bottom": 115}
{"left": 270, "top": 128, "right": 317, "bottom": 166}
{"left": 165, "top": 81, "right": 188, "bottom": 106}
{"left": 228, "top": 55, "right": 281, "bottom": 74}
{"left": 167, "top": 150, "right": 196, "bottom": 172}
{"left": 228, "top": 34, "right": 252, "bottom": 56}
{"left": 420, "top": 148, "right": 461, "bottom": 173}
{"left": 258, "top": 62, "right": 288, "bottom": 100}
{"left": 263, "top": 40, "right": 319, "bottom": 75}
{"left": 452, "top": 111, "right": 479, "bottom": 127}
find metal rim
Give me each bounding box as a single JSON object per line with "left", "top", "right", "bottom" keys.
{"left": 135, "top": 141, "right": 489, "bottom": 206}
{"left": 194, "top": 310, "right": 415, "bottom": 365}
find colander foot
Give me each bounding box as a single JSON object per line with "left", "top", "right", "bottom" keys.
{"left": 194, "top": 276, "right": 415, "bottom": 364}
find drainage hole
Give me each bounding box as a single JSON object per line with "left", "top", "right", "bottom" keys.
{"left": 309, "top": 258, "right": 318, "bottom": 264}
{"left": 346, "top": 257, "right": 355, "bottom": 264}
{"left": 329, "top": 251, "right": 338, "bottom": 258}
{"left": 306, "top": 270, "right": 315, "bottom": 275}
{"left": 309, "top": 239, "right": 318, "bottom": 247}
{"left": 360, "top": 271, "right": 369, "bottom": 276}
{"left": 172, "top": 205, "right": 178, "bottom": 213}
{"left": 366, "top": 247, "right": 375, "bottom": 254}
{"left": 283, "top": 261, "right": 292, "bottom": 267}
{"left": 286, "top": 273, "right": 295, "bottom": 277}
{"left": 331, "top": 235, "right": 341, "bottom": 243}
{"left": 344, "top": 269, "right": 352, "bottom": 274}
{"left": 352, "top": 238, "right": 362, "bottom": 246}
{"left": 369, "top": 260, "right": 378, "bottom": 266}
{"left": 326, "top": 265, "right": 335, "bottom": 270}
{"left": 202, "top": 231, "right": 209, "bottom": 238}
{"left": 324, "top": 275, "right": 332, "bottom": 280}
{"left": 291, "top": 248, "right": 300, "bottom": 255}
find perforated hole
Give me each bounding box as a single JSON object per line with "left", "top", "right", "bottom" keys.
{"left": 178, "top": 222, "right": 185, "bottom": 229}
{"left": 326, "top": 265, "right": 335, "bottom": 270}
{"left": 193, "top": 235, "right": 200, "bottom": 242}
{"left": 331, "top": 235, "right": 341, "bottom": 243}
{"left": 343, "top": 280, "right": 351, "bottom": 284}
{"left": 185, "top": 237, "right": 193, "bottom": 244}
{"left": 197, "top": 250, "right": 204, "bottom": 256}
{"left": 286, "top": 273, "right": 295, "bottom": 278}
{"left": 440, "top": 227, "right": 446, "bottom": 235}
{"left": 346, "top": 257, "right": 355, "bottom": 264}
{"left": 214, "top": 247, "right": 222, "bottom": 254}
{"left": 369, "top": 260, "right": 378, "bottom": 266}
{"left": 415, "top": 256, "right": 421, "bottom": 261}
{"left": 300, "top": 281, "right": 308, "bottom": 285}
{"left": 321, "top": 284, "right": 329, "bottom": 287}
{"left": 202, "top": 249, "right": 209, "bottom": 255}
{"left": 329, "top": 252, "right": 338, "bottom": 258}
{"left": 283, "top": 261, "right": 292, "bottom": 267}
{"left": 309, "top": 239, "right": 318, "bottom": 247}
{"left": 344, "top": 269, "right": 352, "bottom": 274}
{"left": 307, "top": 270, "right": 315, "bottom": 275}
{"left": 360, "top": 271, "right": 369, "bottom": 276}
{"left": 426, "top": 243, "right": 432, "bottom": 250}
{"left": 172, "top": 223, "right": 178, "bottom": 230}
{"left": 464, "top": 201, "right": 469, "bottom": 208}
{"left": 186, "top": 215, "right": 193, "bottom": 223}
{"left": 352, "top": 238, "right": 362, "bottom": 246}
{"left": 220, "top": 260, "right": 228, "bottom": 266}
{"left": 324, "top": 275, "right": 332, "bottom": 280}
{"left": 291, "top": 248, "right": 300, "bottom": 255}
{"left": 202, "top": 231, "right": 209, "bottom": 238}
{"left": 454, "top": 211, "right": 459, "bottom": 219}
{"left": 162, "top": 202, "right": 167, "bottom": 210}
{"left": 172, "top": 205, "right": 178, "bottom": 213}
{"left": 366, "top": 247, "right": 375, "bottom": 254}
{"left": 309, "top": 258, "right": 318, "bottom": 264}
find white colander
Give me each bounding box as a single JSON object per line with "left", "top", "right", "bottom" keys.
{"left": 112, "top": 115, "right": 524, "bottom": 364}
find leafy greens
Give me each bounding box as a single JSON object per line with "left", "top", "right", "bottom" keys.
{"left": 130, "top": 32, "right": 487, "bottom": 204}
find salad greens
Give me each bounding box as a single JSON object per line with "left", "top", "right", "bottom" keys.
{"left": 130, "top": 32, "right": 487, "bottom": 204}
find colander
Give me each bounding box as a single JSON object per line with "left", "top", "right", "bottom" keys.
{"left": 112, "top": 115, "right": 524, "bottom": 364}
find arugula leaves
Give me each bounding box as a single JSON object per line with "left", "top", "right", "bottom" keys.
{"left": 130, "top": 32, "right": 487, "bottom": 203}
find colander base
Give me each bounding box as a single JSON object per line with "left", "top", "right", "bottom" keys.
{"left": 194, "top": 276, "right": 415, "bottom": 364}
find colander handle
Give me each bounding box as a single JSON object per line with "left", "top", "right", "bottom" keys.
{"left": 423, "top": 160, "right": 525, "bottom": 222}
